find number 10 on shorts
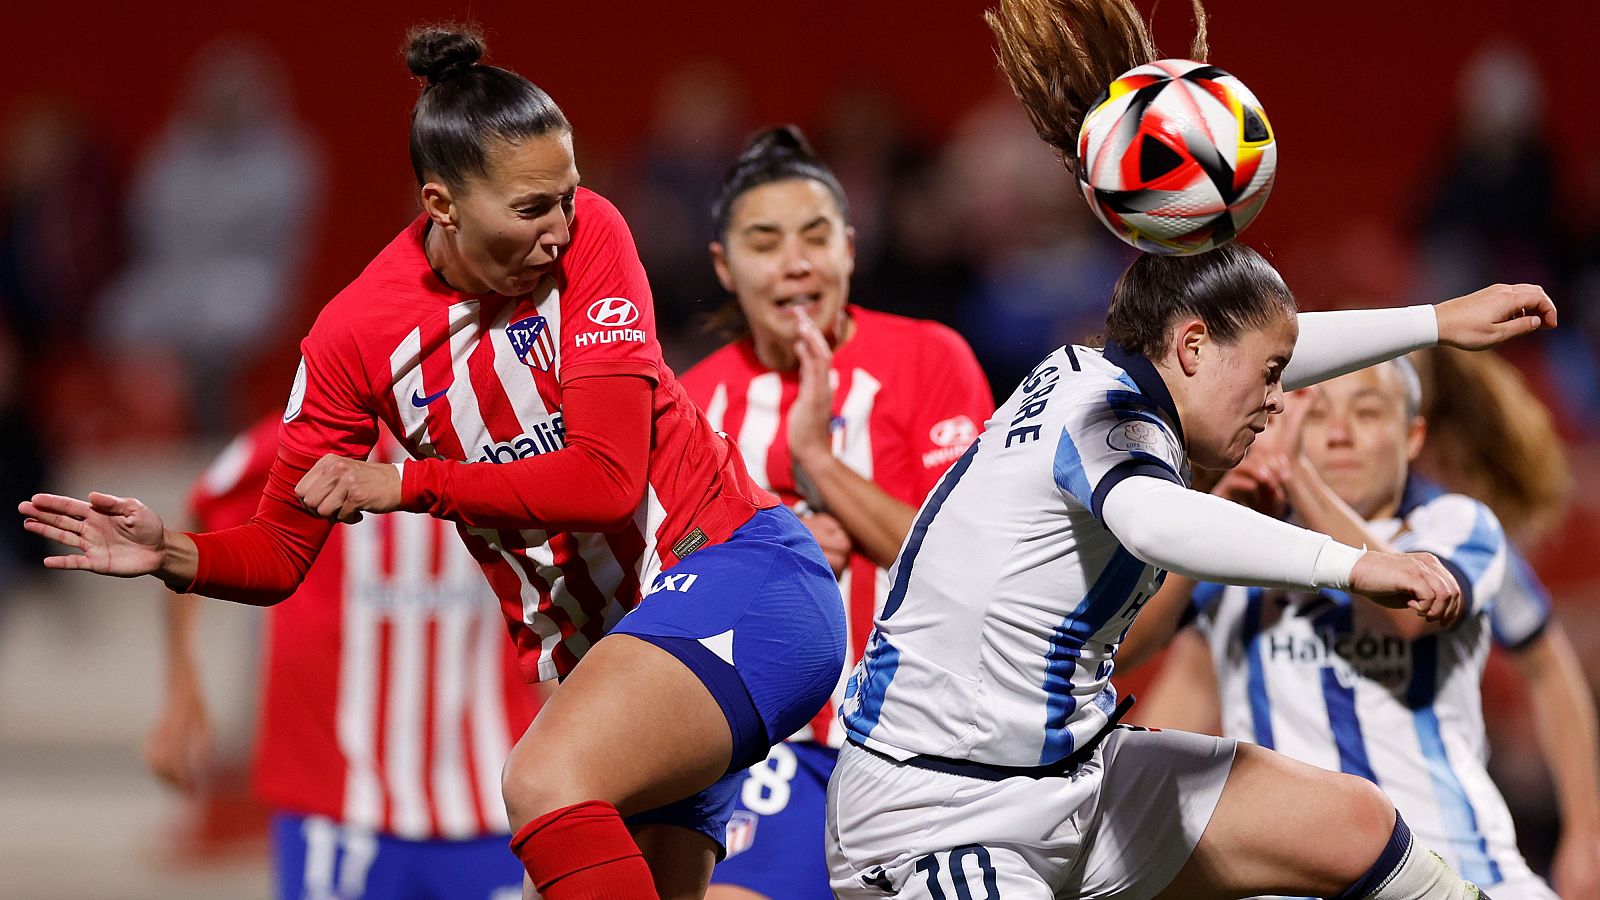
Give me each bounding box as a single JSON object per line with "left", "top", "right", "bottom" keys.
{"left": 912, "top": 845, "right": 999, "bottom": 899}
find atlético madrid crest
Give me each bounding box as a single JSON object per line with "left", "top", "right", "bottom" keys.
{"left": 507, "top": 316, "right": 556, "bottom": 371}
{"left": 723, "top": 810, "right": 758, "bottom": 858}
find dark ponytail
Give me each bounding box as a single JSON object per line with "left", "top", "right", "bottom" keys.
{"left": 710, "top": 125, "right": 848, "bottom": 241}
{"left": 985, "top": 0, "right": 1208, "bottom": 178}
{"left": 404, "top": 24, "right": 570, "bottom": 189}
{"left": 1104, "top": 242, "right": 1295, "bottom": 357}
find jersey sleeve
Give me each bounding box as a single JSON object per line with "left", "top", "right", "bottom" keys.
{"left": 904, "top": 323, "right": 996, "bottom": 501}
{"left": 557, "top": 190, "right": 660, "bottom": 385}
{"left": 1053, "top": 386, "right": 1186, "bottom": 521}
{"left": 1395, "top": 493, "right": 1507, "bottom": 618}
{"left": 1489, "top": 549, "right": 1552, "bottom": 651}
{"left": 279, "top": 319, "right": 380, "bottom": 467}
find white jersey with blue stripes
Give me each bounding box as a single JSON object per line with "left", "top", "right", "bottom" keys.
{"left": 1194, "top": 478, "right": 1543, "bottom": 888}
{"left": 841, "top": 343, "right": 1186, "bottom": 767}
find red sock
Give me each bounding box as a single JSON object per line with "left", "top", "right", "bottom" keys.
{"left": 509, "top": 800, "right": 658, "bottom": 899}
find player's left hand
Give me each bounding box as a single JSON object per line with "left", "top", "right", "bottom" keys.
{"left": 1435, "top": 283, "right": 1557, "bottom": 349}
{"left": 1553, "top": 831, "right": 1600, "bottom": 900}
{"left": 800, "top": 511, "right": 852, "bottom": 577}
{"left": 296, "top": 455, "right": 401, "bottom": 523}
{"left": 788, "top": 309, "right": 837, "bottom": 469}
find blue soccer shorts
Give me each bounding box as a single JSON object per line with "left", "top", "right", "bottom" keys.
{"left": 615, "top": 505, "right": 846, "bottom": 855}
{"left": 271, "top": 812, "right": 523, "bottom": 900}
{"left": 709, "top": 740, "right": 839, "bottom": 899}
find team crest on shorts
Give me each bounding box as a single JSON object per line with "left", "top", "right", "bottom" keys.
{"left": 724, "top": 810, "right": 758, "bottom": 858}
{"left": 507, "top": 316, "right": 557, "bottom": 371}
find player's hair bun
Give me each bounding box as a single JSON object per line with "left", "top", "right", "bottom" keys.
{"left": 739, "top": 125, "right": 819, "bottom": 164}
{"left": 406, "top": 25, "right": 487, "bottom": 86}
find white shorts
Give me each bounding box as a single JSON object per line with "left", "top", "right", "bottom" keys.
{"left": 827, "top": 727, "right": 1237, "bottom": 900}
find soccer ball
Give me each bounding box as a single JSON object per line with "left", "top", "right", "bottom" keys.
{"left": 1077, "top": 59, "right": 1276, "bottom": 256}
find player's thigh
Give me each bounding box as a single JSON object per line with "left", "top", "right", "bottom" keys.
{"left": 633, "top": 823, "right": 720, "bottom": 900}
{"left": 1067, "top": 727, "right": 1236, "bottom": 900}
{"left": 709, "top": 742, "right": 836, "bottom": 900}
{"left": 1155, "top": 741, "right": 1396, "bottom": 900}
{"left": 270, "top": 813, "right": 386, "bottom": 900}
{"left": 502, "top": 632, "right": 733, "bottom": 822}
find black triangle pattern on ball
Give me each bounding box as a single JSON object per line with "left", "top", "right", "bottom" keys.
{"left": 1241, "top": 106, "right": 1269, "bottom": 143}
{"left": 1139, "top": 136, "right": 1186, "bottom": 183}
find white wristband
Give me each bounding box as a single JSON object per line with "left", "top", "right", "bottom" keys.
{"left": 1311, "top": 540, "right": 1365, "bottom": 591}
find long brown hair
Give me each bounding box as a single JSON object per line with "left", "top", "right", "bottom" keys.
{"left": 985, "top": 0, "right": 1209, "bottom": 179}
{"left": 1412, "top": 346, "right": 1571, "bottom": 543}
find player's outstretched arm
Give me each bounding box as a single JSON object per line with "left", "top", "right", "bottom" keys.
{"left": 1100, "top": 475, "right": 1458, "bottom": 627}
{"left": 1283, "top": 284, "right": 1556, "bottom": 392}
{"left": 19, "top": 492, "right": 198, "bottom": 589}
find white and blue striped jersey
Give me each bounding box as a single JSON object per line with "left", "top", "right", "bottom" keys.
{"left": 1192, "top": 477, "right": 1544, "bottom": 888}
{"left": 841, "top": 343, "right": 1187, "bottom": 767}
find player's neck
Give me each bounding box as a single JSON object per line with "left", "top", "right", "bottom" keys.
{"left": 755, "top": 308, "right": 855, "bottom": 372}
{"left": 423, "top": 221, "right": 494, "bottom": 295}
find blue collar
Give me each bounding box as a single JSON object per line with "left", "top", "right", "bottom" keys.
{"left": 1397, "top": 473, "right": 1444, "bottom": 517}
{"left": 1101, "top": 341, "right": 1185, "bottom": 444}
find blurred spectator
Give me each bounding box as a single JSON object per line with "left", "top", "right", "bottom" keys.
{"left": 623, "top": 60, "right": 749, "bottom": 366}
{"left": 943, "top": 92, "right": 1131, "bottom": 395}
{"left": 0, "top": 101, "right": 122, "bottom": 350}
{"left": 95, "top": 36, "right": 322, "bottom": 437}
{"left": 1415, "top": 42, "right": 1600, "bottom": 427}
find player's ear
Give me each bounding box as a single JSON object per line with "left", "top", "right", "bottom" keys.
{"left": 842, "top": 225, "right": 858, "bottom": 278}
{"left": 1405, "top": 415, "right": 1427, "bottom": 461}
{"left": 1172, "top": 319, "right": 1208, "bottom": 377}
{"left": 420, "top": 181, "right": 458, "bottom": 231}
{"left": 710, "top": 242, "right": 736, "bottom": 294}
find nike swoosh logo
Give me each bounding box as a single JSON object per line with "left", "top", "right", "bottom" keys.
{"left": 410, "top": 386, "right": 450, "bottom": 407}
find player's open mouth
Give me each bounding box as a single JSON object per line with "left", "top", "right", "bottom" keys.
{"left": 776, "top": 293, "right": 821, "bottom": 310}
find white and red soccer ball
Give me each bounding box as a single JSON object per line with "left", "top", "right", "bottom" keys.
{"left": 1077, "top": 59, "right": 1276, "bottom": 256}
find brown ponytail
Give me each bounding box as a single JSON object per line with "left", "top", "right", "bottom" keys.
{"left": 1412, "top": 346, "right": 1571, "bottom": 543}
{"left": 985, "top": 0, "right": 1208, "bottom": 176}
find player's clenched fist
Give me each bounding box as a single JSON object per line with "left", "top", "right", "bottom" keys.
{"left": 1435, "top": 283, "right": 1557, "bottom": 349}
{"left": 1348, "top": 550, "right": 1464, "bottom": 628}
{"left": 295, "top": 455, "right": 402, "bottom": 523}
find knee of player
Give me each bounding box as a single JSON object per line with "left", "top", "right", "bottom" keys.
{"left": 1332, "top": 774, "right": 1398, "bottom": 871}
{"left": 501, "top": 755, "right": 599, "bottom": 827}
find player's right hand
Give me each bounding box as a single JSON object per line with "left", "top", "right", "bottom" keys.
{"left": 19, "top": 492, "right": 166, "bottom": 576}
{"left": 1348, "top": 550, "right": 1463, "bottom": 628}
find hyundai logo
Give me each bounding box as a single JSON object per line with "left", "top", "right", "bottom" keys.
{"left": 587, "top": 297, "right": 640, "bottom": 327}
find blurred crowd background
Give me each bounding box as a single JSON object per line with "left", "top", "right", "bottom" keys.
{"left": 5, "top": 2, "right": 1600, "bottom": 897}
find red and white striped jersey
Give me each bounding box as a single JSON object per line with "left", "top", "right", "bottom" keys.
{"left": 192, "top": 418, "right": 538, "bottom": 839}
{"left": 281, "top": 188, "right": 774, "bottom": 682}
{"left": 679, "top": 306, "right": 992, "bottom": 745}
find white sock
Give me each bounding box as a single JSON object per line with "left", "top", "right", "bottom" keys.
{"left": 1357, "top": 833, "right": 1487, "bottom": 900}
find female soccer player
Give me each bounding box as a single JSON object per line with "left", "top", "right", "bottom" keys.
{"left": 824, "top": 2, "right": 1559, "bottom": 898}
{"left": 677, "top": 127, "right": 993, "bottom": 900}
{"left": 22, "top": 27, "right": 845, "bottom": 900}
{"left": 1121, "top": 350, "right": 1600, "bottom": 900}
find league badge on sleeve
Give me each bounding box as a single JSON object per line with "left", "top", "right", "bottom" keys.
{"left": 724, "top": 810, "right": 759, "bottom": 858}
{"left": 507, "top": 316, "right": 557, "bottom": 371}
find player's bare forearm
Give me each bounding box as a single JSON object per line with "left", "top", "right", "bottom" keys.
{"left": 1281, "top": 456, "right": 1440, "bottom": 638}
{"left": 1129, "top": 628, "right": 1221, "bottom": 733}
{"left": 1516, "top": 625, "right": 1600, "bottom": 842}
{"left": 792, "top": 449, "right": 917, "bottom": 571}
{"left": 1117, "top": 573, "right": 1197, "bottom": 672}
